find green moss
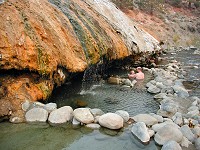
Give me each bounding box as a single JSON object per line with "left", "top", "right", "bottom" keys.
{"left": 36, "top": 82, "right": 51, "bottom": 99}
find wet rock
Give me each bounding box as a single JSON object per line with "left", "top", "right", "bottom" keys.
{"left": 156, "top": 82, "right": 165, "bottom": 89}
{"left": 86, "top": 123, "right": 101, "bottom": 129}
{"left": 122, "top": 79, "right": 133, "bottom": 87}
{"left": 133, "top": 114, "right": 158, "bottom": 126}
{"left": 115, "top": 110, "right": 129, "bottom": 122}
{"left": 180, "top": 125, "right": 195, "bottom": 143}
{"left": 131, "top": 122, "right": 150, "bottom": 143}
{"left": 147, "top": 85, "right": 161, "bottom": 94}
{"left": 73, "top": 108, "right": 94, "bottom": 124}
{"left": 90, "top": 108, "right": 104, "bottom": 117}
{"left": 72, "top": 117, "right": 80, "bottom": 126}
{"left": 48, "top": 106, "right": 73, "bottom": 125}
{"left": 193, "top": 50, "right": 200, "bottom": 55}
{"left": 25, "top": 108, "right": 48, "bottom": 123}
{"left": 154, "top": 124, "right": 183, "bottom": 145}
{"left": 99, "top": 113, "right": 123, "bottom": 129}
{"left": 44, "top": 103, "right": 57, "bottom": 113}
{"left": 108, "top": 77, "right": 121, "bottom": 85}
{"left": 161, "top": 140, "right": 182, "bottom": 150}
{"left": 146, "top": 80, "right": 156, "bottom": 88}
{"left": 74, "top": 99, "right": 88, "bottom": 107}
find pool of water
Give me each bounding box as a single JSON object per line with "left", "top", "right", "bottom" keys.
{"left": 0, "top": 122, "right": 158, "bottom": 150}
{"left": 48, "top": 69, "right": 159, "bottom": 116}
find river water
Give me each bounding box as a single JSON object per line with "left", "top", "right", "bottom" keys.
{"left": 0, "top": 49, "right": 199, "bottom": 150}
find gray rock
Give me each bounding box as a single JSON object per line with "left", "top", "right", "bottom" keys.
{"left": 108, "top": 77, "right": 121, "bottom": 85}
{"left": 115, "top": 110, "right": 129, "bottom": 122}
{"left": 180, "top": 136, "right": 192, "bottom": 148}
{"left": 152, "top": 121, "right": 180, "bottom": 132}
{"left": 73, "top": 108, "right": 94, "bottom": 124}
{"left": 147, "top": 85, "right": 161, "bottom": 94}
{"left": 25, "top": 108, "right": 48, "bottom": 123}
{"left": 86, "top": 123, "right": 101, "bottom": 129}
{"left": 186, "top": 109, "right": 199, "bottom": 118}
{"left": 154, "top": 124, "right": 183, "bottom": 145}
{"left": 131, "top": 122, "right": 150, "bottom": 143}
{"left": 148, "top": 129, "right": 155, "bottom": 138}
{"left": 99, "top": 113, "right": 123, "bottom": 129}
{"left": 133, "top": 114, "right": 158, "bottom": 126}
{"left": 195, "top": 138, "right": 200, "bottom": 150}
{"left": 149, "top": 113, "right": 164, "bottom": 123}
{"left": 172, "top": 85, "right": 189, "bottom": 98}
{"left": 180, "top": 125, "right": 195, "bottom": 143}
{"left": 123, "top": 79, "right": 133, "bottom": 87}
{"left": 172, "top": 112, "right": 183, "bottom": 126}
{"left": 44, "top": 103, "right": 57, "bottom": 113}
{"left": 161, "top": 140, "right": 182, "bottom": 150}
{"left": 156, "top": 82, "right": 165, "bottom": 89}
{"left": 192, "top": 126, "right": 200, "bottom": 137}
{"left": 22, "top": 100, "right": 30, "bottom": 111}
{"left": 193, "top": 50, "right": 200, "bottom": 55}
{"left": 72, "top": 117, "right": 80, "bottom": 126}
{"left": 90, "top": 108, "right": 104, "bottom": 117}
{"left": 48, "top": 106, "right": 73, "bottom": 125}
{"left": 187, "top": 105, "right": 199, "bottom": 112}
{"left": 154, "top": 93, "right": 167, "bottom": 100}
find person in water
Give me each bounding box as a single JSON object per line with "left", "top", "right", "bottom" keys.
{"left": 128, "top": 67, "right": 144, "bottom": 80}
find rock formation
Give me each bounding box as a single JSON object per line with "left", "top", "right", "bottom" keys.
{"left": 0, "top": 0, "right": 160, "bottom": 121}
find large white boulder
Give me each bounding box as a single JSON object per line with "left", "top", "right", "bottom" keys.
{"left": 133, "top": 114, "right": 158, "bottom": 126}
{"left": 48, "top": 106, "right": 73, "bottom": 125}
{"left": 73, "top": 108, "right": 94, "bottom": 124}
{"left": 99, "top": 113, "right": 123, "bottom": 129}
{"left": 154, "top": 124, "right": 183, "bottom": 145}
{"left": 25, "top": 108, "right": 48, "bottom": 123}
{"left": 131, "top": 122, "right": 150, "bottom": 143}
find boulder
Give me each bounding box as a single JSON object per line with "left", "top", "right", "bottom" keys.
{"left": 154, "top": 93, "right": 167, "bottom": 100}
{"left": 161, "top": 140, "right": 182, "bottom": 150}
{"left": 131, "top": 122, "right": 150, "bottom": 143}
{"left": 148, "top": 129, "right": 155, "bottom": 138}
{"left": 99, "top": 113, "right": 123, "bottom": 129}
{"left": 154, "top": 124, "right": 183, "bottom": 145}
{"left": 149, "top": 113, "right": 163, "bottom": 123}
{"left": 152, "top": 121, "right": 180, "bottom": 132}
{"left": 72, "top": 117, "right": 80, "bottom": 126}
{"left": 133, "top": 114, "right": 158, "bottom": 126}
{"left": 108, "top": 77, "right": 121, "bottom": 85}
{"left": 147, "top": 85, "right": 161, "bottom": 94}
{"left": 180, "top": 136, "right": 192, "bottom": 148}
{"left": 44, "top": 103, "right": 57, "bottom": 113}
{"left": 90, "top": 108, "right": 104, "bottom": 117}
{"left": 187, "top": 105, "right": 199, "bottom": 112}
{"left": 25, "top": 108, "right": 48, "bottom": 123}
{"left": 21, "top": 100, "right": 30, "bottom": 111}
{"left": 192, "top": 126, "right": 200, "bottom": 137}
{"left": 73, "top": 108, "right": 94, "bottom": 124}
{"left": 172, "top": 85, "right": 189, "bottom": 98}
{"left": 48, "top": 106, "right": 73, "bottom": 125}
{"left": 123, "top": 79, "right": 133, "bottom": 87}
{"left": 172, "top": 112, "right": 183, "bottom": 126}
{"left": 115, "top": 110, "right": 129, "bottom": 122}
{"left": 86, "top": 123, "right": 101, "bottom": 129}
{"left": 180, "top": 125, "right": 195, "bottom": 143}
{"left": 186, "top": 109, "right": 199, "bottom": 118}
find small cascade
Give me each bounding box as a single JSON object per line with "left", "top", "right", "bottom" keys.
{"left": 80, "top": 59, "right": 106, "bottom": 95}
